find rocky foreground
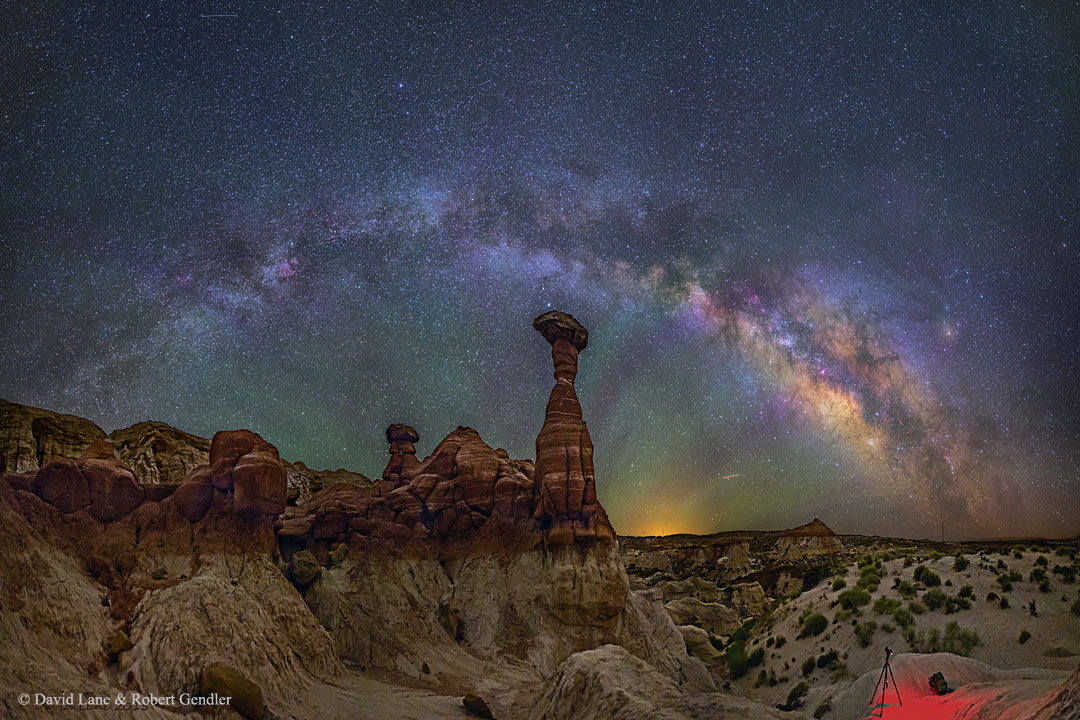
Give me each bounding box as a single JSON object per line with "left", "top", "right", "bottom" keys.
{"left": 2, "top": 311, "right": 1078, "bottom": 719}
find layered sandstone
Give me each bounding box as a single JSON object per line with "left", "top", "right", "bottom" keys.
{"left": 773, "top": 517, "right": 844, "bottom": 561}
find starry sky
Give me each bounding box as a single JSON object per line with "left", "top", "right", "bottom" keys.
{"left": 2, "top": 1, "right": 1078, "bottom": 540}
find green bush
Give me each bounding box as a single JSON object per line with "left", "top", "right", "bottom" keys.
{"left": 1035, "top": 555, "right": 1048, "bottom": 567}
{"left": 907, "top": 621, "right": 981, "bottom": 656}
{"left": 893, "top": 608, "right": 914, "bottom": 628}
{"left": 954, "top": 554, "right": 969, "bottom": 572}
{"left": 813, "top": 698, "right": 832, "bottom": 719}
{"left": 1028, "top": 601, "right": 1038, "bottom": 617}
{"left": 730, "top": 619, "right": 755, "bottom": 645}
{"left": 1030, "top": 568, "right": 1048, "bottom": 584}
{"left": 817, "top": 649, "right": 840, "bottom": 669}
{"left": 1039, "top": 580, "right": 1052, "bottom": 593}
{"left": 774, "top": 635, "right": 787, "bottom": 649}
{"left": 802, "top": 657, "right": 816, "bottom": 676}
{"left": 838, "top": 588, "right": 871, "bottom": 611}
{"left": 958, "top": 585, "right": 974, "bottom": 599}
{"left": 914, "top": 566, "right": 941, "bottom": 587}
{"left": 925, "top": 588, "right": 947, "bottom": 611}
{"left": 778, "top": 682, "right": 809, "bottom": 711}
{"left": 855, "top": 621, "right": 878, "bottom": 648}
{"left": 832, "top": 578, "right": 847, "bottom": 592}
{"left": 1052, "top": 565, "right": 1077, "bottom": 583}
{"left": 803, "top": 564, "right": 838, "bottom": 592}
{"left": 1018, "top": 629, "right": 1031, "bottom": 644}
{"left": 909, "top": 601, "right": 926, "bottom": 614}
{"left": 800, "top": 613, "right": 829, "bottom": 638}
{"left": 874, "top": 596, "right": 902, "bottom": 615}
{"left": 754, "top": 669, "right": 769, "bottom": 688}
{"left": 726, "top": 641, "right": 749, "bottom": 678}
{"left": 999, "top": 596, "right": 1010, "bottom": 609}
{"left": 894, "top": 580, "right": 916, "bottom": 598}
{"left": 997, "top": 575, "right": 1013, "bottom": 593}
{"left": 749, "top": 647, "right": 765, "bottom": 668}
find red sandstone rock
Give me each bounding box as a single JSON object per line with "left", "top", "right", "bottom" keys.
{"left": 173, "top": 467, "right": 214, "bottom": 522}
{"left": 384, "top": 424, "right": 421, "bottom": 482}
{"left": 35, "top": 457, "right": 91, "bottom": 512}
{"left": 82, "top": 457, "right": 144, "bottom": 523}
{"left": 531, "top": 311, "right": 614, "bottom": 546}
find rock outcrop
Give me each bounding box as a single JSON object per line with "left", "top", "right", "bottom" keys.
{"left": 773, "top": 518, "right": 844, "bottom": 561}
{"left": 108, "top": 421, "right": 211, "bottom": 485}
{"left": 1, "top": 427, "right": 339, "bottom": 717}
{"left": 532, "top": 311, "right": 614, "bottom": 546}
{"left": 531, "top": 645, "right": 790, "bottom": 720}
{"left": 0, "top": 398, "right": 106, "bottom": 474}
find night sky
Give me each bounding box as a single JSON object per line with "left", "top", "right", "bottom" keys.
{"left": 2, "top": 2, "right": 1078, "bottom": 540}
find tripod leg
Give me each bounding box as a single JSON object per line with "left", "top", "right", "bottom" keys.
{"left": 868, "top": 663, "right": 888, "bottom": 707}
{"left": 887, "top": 662, "right": 902, "bottom": 706}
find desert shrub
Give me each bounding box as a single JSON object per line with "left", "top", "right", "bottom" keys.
{"left": 903, "top": 555, "right": 914, "bottom": 568}
{"left": 894, "top": 580, "right": 916, "bottom": 599}
{"left": 954, "top": 554, "right": 969, "bottom": 572}
{"left": 882, "top": 623, "right": 895, "bottom": 633}
{"left": 1014, "top": 550, "right": 1024, "bottom": 559}
{"left": 909, "top": 601, "right": 926, "bottom": 614}
{"left": 914, "top": 566, "right": 941, "bottom": 587}
{"left": 893, "top": 608, "right": 914, "bottom": 628}
{"left": 999, "top": 596, "right": 1010, "bottom": 609}
{"left": 874, "top": 596, "right": 902, "bottom": 615}
{"left": 838, "top": 588, "right": 871, "bottom": 611}
{"left": 924, "top": 588, "right": 947, "bottom": 611}
{"left": 749, "top": 648, "right": 765, "bottom": 668}
{"left": 1052, "top": 565, "right": 1077, "bottom": 583}
{"left": 986, "top": 591, "right": 998, "bottom": 601}
{"left": 945, "top": 594, "right": 972, "bottom": 614}
{"left": 1018, "top": 629, "right": 1031, "bottom": 644}
{"left": 774, "top": 635, "right": 787, "bottom": 649}
{"left": 800, "top": 613, "right": 829, "bottom": 638}
{"left": 998, "top": 558, "right": 1008, "bottom": 570}
{"left": 997, "top": 575, "right": 1013, "bottom": 593}
{"left": 726, "top": 641, "right": 749, "bottom": 678}
{"left": 832, "top": 578, "right": 847, "bottom": 592}
{"left": 1035, "top": 555, "right": 1049, "bottom": 567}
{"left": 813, "top": 698, "right": 832, "bottom": 718}
{"left": 803, "top": 564, "right": 839, "bottom": 592}
{"left": 1039, "top": 580, "right": 1052, "bottom": 593}
{"left": 1009, "top": 570, "right": 1023, "bottom": 582}
{"left": 817, "top": 649, "right": 840, "bottom": 669}
{"left": 1030, "top": 568, "right": 1048, "bottom": 584}
{"left": 958, "top": 585, "right": 974, "bottom": 599}
{"left": 730, "top": 620, "right": 755, "bottom": 645}
{"left": 1028, "top": 600, "right": 1038, "bottom": 617}
{"left": 766, "top": 636, "right": 774, "bottom": 648}
{"left": 778, "top": 682, "right": 809, "bottom": 711}
{"left": 907, "top": 621, "right": 980, "bottom": 656}
{"left": 802, "top": 657, "right": 816, "bottom": 676}
{"left": 855, "top": 621, "right": 878, "bottom": 648}
{"left": 928, "top": 551, "right": 944, "bottom": 562}
{"left": 755, "top": 669, "right": 769, "bottom": 687}
{"left": 857, "top": 567, "right": 881, "bottom": 592}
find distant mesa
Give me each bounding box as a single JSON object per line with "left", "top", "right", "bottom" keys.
{"left": 780, "top": 518, "right": 837, "bottom": 537}
{"left": 774, "top": 517, "right": 844, "bottom": 561}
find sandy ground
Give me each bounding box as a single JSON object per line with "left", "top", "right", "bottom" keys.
{"left": 728, "top": 547, "right": 1080, "bottom": 714}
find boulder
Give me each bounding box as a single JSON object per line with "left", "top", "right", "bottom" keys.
{"left": 199, "top": 664, "right": 266, "bottom": 720}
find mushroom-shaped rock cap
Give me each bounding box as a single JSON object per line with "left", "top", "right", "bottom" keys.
{"left": 533, "top": 310, "right": 588, "bottom": 351}
{"left": 386, "top": 424, "right": 420, "bottom": 444}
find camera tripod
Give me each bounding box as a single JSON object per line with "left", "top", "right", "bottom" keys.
{"left": 868, "top": 646, "right": 901, "bottom": 718}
